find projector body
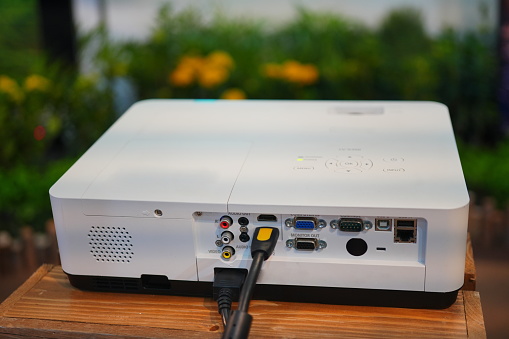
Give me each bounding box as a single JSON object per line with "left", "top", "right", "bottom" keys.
{"left": 50, "top": 100, "right": 469, "bottom": 308}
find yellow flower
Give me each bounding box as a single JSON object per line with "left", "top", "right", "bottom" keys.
{"left": 207, "top": 51, "right": 234, "bottom": 70}
{"left": 221, "top": 88, "right": 246, "bottom": 100}
{"left": 169, "top": 56, "right": 202, "bottom": 87}
{"left": 262, "top": 60, "right": 319, "bottom": 85}
{"left": 170, "top": 66, "right": 195, "bottom": 87}
{"left": 180, "top": 56, "right": 205, "bottom": 70}
{"left": 281, "top": 61, "right": 302, "bottom": 83}
{"left": 282, "top": 60, "right": 319, "bottom": 85}
{"left": 24, "top": 74, "right": 51, "bottom": 92}
{"left": 198, "top": 66, "right": 229, "bottom": 88}
{"left": 169, "top": 51, "right": 234, "bottom": 88}
{"left": 0, "top": 75, "right": 24, "bottom": 102}
{"left": 298, "top": 64, "right": 319, "bottom": 85}
{"left": 262, "top": 63, "right": 282, "bottom": 79}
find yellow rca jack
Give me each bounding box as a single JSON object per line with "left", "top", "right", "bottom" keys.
{"left": 221, "top": 246, "right": 235, "bottom": 260}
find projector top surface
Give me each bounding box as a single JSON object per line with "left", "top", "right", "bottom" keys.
{"left": 51, "top": 100, "right": 469, "bottom": 216}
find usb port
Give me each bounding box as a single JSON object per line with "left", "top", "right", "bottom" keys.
{"left": 375, "top": 218, "right": 392, "bottom": 231}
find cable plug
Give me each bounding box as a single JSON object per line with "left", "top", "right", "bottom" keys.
{"left": 213, "top": 268, "right": 247, "bottom": 301}
{"left": 213, "top": 268, "right": 248, "bottom": 326}
{"left": 250, "top": 227, "right": 279, "bottom": 260}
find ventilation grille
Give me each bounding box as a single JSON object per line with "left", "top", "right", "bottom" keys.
{"left": 91, "top": 276, "right": 139, "bottom": 291}
{"left": 88, "top": 226, "right": 134, "bottom": 263}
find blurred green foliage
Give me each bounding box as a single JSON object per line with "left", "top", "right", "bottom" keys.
{"left": 0, "top": 3, "right": 507, "bottom": 235}
{"left": 0, "top": 1, "right": 116, "bottom": 234}
{"left": 0, "top": 157, "right": 77, "bottom": 234}
{"left": 91, "top": 6, "right": 498, "bottom": 145}
{"left": 459, "top": 140, "right": 509, "bottom": 207}
{"left": 0, "top": 0, "right": 40, "bottom": 79}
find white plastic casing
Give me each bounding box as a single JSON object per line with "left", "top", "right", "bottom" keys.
{"left": 50, "top": 100, "right": 469, "bottom": 293}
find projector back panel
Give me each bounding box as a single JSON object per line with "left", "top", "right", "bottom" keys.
{"left": 50, "top": 100, "right": 469, "bottom": 308}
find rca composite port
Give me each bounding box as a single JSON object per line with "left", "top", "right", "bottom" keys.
{"left": 219, "top": 215, "right": 233, "bottom": 229}
{"left": 221, "top": 246, "right": 235, "bottom": 259}
{"left": 221, "top": 231, "right": 234, "bottom": 244}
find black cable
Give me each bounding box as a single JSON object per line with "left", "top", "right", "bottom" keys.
{"left": 222, "top": 227, "right": 279, "bottom": 339}
{"left": 220, "top": 307, "right": 230, "bottom": 327}
{"left": 213, "top": 268, "right": 248, "bottom": 327}
{"left": 237, "top": 252, "right": 264, "bottom": 313}
{"left": 217, "top": 288, "right": 234, "bottom": 326}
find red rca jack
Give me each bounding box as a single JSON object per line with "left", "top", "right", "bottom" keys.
{"left": 219, "top": 215, "right": 233, "bottom": 229}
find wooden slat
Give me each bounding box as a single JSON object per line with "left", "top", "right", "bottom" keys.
{"left": 464, "top": 233, "right": 477, "bottom": 291}
{"left": 0, "top": 266, "right": 479, "bottom": 338}
{"left": 463, "top": 291, "right": 486, "bottom": 338}
{"left": 0, "top": 264, "right": 53, "bottom": 314}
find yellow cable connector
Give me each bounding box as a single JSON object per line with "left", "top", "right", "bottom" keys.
{"left": 256, "top": 228, "right": 273, "bottom": 241}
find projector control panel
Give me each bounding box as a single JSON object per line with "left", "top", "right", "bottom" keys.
{"left": 292, "top": 154, "right": 407, "bottom": 174}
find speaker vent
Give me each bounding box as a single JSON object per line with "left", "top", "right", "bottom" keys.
{"left": 92, "top": 276, "right": 139, "bottom": 291}
{"left": 88, "top": 226, "right": 134, "bottom": 263}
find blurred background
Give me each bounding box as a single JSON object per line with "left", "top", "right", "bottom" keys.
{"left": 0, "top": 0, "right": 507, "bottom": 337}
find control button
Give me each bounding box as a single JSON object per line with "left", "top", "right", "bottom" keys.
{"left": 293, "top": 166, "right": 314, "bottom": 171}
{"left": 360, "top": 159, "right": 373, "bottom": 169}
{"left": 335, "top": 168, "right": 362, "bottom": 173}
{"left": 339, "top": 160, "right": 359, "bottom": 168}
{"left": 383, "top": 168, "right": 405, "bottom": 173}
{"left": 383, "top": 157, "right": 404, "bottom": 163}
{"left": 325, "top": 159, "right": 338, "bottom": 169}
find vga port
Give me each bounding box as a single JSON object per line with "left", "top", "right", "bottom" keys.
{"left": 294, "top": 238, "right": 318, "bottom": 250}
{"left": 294, "top": 217, "right": 317, "bottom": 230}
{"left": 339, "top": 218, "right": 363, "bottom": 232}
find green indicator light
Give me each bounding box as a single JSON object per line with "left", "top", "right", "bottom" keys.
{"left": 297, "top": 158, "right": 304, "bottom": 161}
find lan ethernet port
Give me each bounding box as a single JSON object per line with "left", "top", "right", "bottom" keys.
{"left": 394, "top": 219, "right": 417, "bottom": 243}
{"left": 395, "top": 229, "right": 415, "bottom": 243}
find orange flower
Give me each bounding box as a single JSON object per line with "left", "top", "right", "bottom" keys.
{"left": 24, "top": 74, "right": 51, "bottom": 92}
{"left": 198, "top": 66, "right": 229, "bottom": 88}
{"left": 207, "top": 51, "right": 234, "bottom": 70}
{"left": 262, "top": 60, "right": 319, "bottom": 85}
{"left": 262, "top": 63, "right": 282, "bottom": 79}
{"left": 180, "top": 56, "right": 204, "bottom": 70}
{"left": 281, "top": 60, "right": 318, "bottom": 85}
{"left": 221, "top": 88, "right": 246, "bottom": 100}
{"left": 0, "top": 75, "right": 24, "bottom": 102}
{"left": 169, "top": 51, "right": 234, "bottom": 88}
{"left": 170, "top": 66, "right": 195, "bottom": 87}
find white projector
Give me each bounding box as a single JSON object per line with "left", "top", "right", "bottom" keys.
{"left": 50, "top": 100, "right": 469, "bottom": 308}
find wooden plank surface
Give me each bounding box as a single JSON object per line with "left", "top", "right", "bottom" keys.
{"left": 0, "top": 265, "right": 480, "bottom": 338}
{"left": 463, "top": 234, "right": 477, "bottom": 291}
{"left": 463, "top": 291, "right": 486, "bottom": 338}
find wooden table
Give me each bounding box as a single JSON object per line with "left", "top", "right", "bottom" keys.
{"left": 0, "top": 241, "right": 486, "bottom": 338}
